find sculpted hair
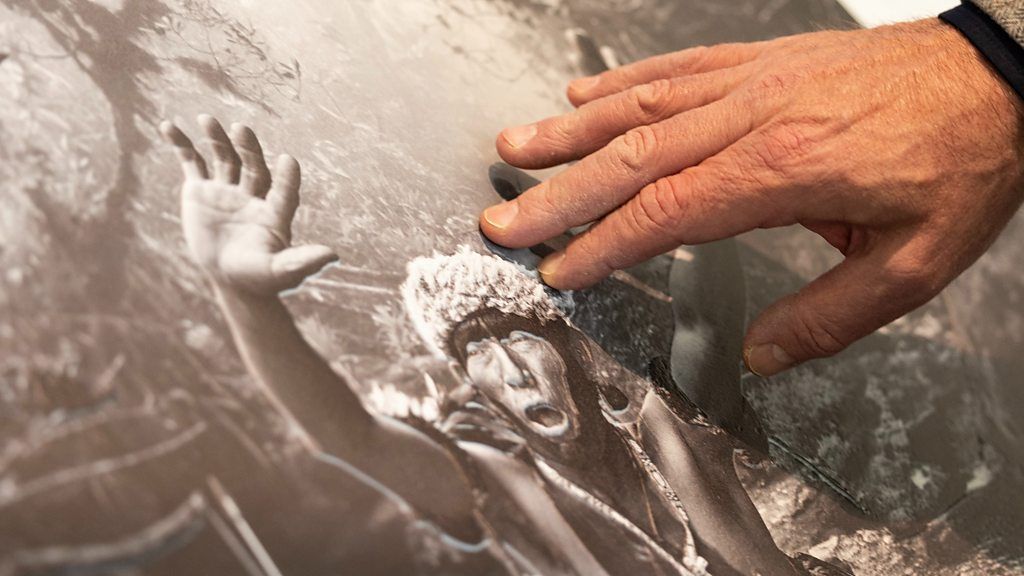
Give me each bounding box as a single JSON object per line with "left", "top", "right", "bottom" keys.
{"left": 401, "top": 245, "right": 573, "bottom": 358}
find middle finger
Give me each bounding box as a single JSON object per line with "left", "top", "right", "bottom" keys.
{"left": 199, "top": 114, "right": 241, "bottom": 184}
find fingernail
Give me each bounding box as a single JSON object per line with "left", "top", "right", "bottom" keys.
{"left": 569, "top": 76, "right": 600, "bottom": 93}
{"left": 744, "top": 344, "right": 795, "bottom": 378}
{"left": 502, "top": 124, "right": 537, "bottom": 148}
{"left": 538, "top": 252, "right": 566, "bottom": 280}
{"left": 483, "top": 201, "right": 519, "bottom": 229}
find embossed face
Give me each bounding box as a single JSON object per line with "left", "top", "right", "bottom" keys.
{"left": 463, "top": 330, "right": 582, "bottom": 442}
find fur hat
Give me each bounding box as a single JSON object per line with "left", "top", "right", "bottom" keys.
{"left": 401, "top": 246, "right": 574, "bottom": 358}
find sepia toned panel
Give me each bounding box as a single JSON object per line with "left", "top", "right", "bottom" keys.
{"left": 0, "top": 1, "right": 1021, "bottom": 575}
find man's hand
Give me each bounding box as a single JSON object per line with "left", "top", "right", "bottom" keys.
{"left": 161, "top": 115, "right": 336, "bottom": 295}
{"left": 480, "top": 19, "right": 1024, "bottom": 376}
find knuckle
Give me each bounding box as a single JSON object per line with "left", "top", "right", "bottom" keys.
{"left": 792, "top": 309, "right": 848, "bottom": 358}
{"left": 544, "top": 117, "right": 579, "bottom": 150}
{"left": 746, "top": 71, "right": 802, "bottom": 102}
{"left": 650, "top": 177, "right": 689, "bottom": 230}
{"left": 629, "top": 79, "right": 675, "bottom": 120}
{"left": 571, "top": 235, "right": 616, "bottom": 276}
{"left": 670, "top": 45, "right": 709, "bottom": 75}
{"left": 748, "top": 122, "right": 813, "bottom": 177}
{"left": 627, "top": 179, "right": 685, "bottom": 238}
{"left": 613, "top": 125, "right": 662, "bottom": 175}
{"left": 880, "top": 253, "right": 943, "bottom": 303}
{"left": 520, "top": 182, "right": 569, "bottom": 229}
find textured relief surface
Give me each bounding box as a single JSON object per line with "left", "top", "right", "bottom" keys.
{"left": 0, "top": 1, "right": 1021, "bottom": 575}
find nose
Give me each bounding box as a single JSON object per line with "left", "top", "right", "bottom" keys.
{"left": 483, "top": 340, "right": 532, "bottom": 389}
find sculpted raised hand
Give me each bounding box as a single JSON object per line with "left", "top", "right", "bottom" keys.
{"left": 161, "top": 114, "right": 336, "bottom": 295}
{"left": 481, "top": 19, "right": 1024, "bottom": 376}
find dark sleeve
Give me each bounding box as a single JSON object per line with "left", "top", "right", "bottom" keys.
{"left": 940, "top": 2, "right": 1024, "bottom": 100}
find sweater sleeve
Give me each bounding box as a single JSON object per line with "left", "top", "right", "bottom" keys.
{"left": 971, "top": 0, "right": 1024, "bottom": 45}
{"left": 940, "top": 1, "right": 1024, "bottom": 99}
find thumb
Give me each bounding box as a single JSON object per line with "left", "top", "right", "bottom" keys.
{"left": 270, "top": 244, "right": 338, "bottom": 291}
{"left": 743, "top": 241, "right": 937, "bottom": 377}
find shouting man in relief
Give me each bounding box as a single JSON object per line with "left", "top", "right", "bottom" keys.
{"left": 160, "top": 115, "right": 850, "bottom": 576}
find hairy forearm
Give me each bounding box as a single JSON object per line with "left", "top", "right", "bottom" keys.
{"left": 213, "top": 284, "right": 375, "bottom": 452}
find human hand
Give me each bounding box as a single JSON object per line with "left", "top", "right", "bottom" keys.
{"left": 161, "top": 115, "right": 336, "bottom": 296}
{"left": 480, "top": 19, "right": 1024, "bottom": 376}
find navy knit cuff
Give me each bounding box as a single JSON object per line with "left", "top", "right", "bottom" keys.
{"left": 941, "top": 2, "right": 1024, "bottom": 101}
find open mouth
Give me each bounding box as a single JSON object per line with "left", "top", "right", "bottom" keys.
{"left": 524, "top": 403, "right": 567, "bottom": 429}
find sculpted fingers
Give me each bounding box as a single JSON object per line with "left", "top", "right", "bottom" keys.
{"left": 198, "top": 114, "right": 241, "bottom": 184}
{"left": 267, "top": 154, "right": 301, "bottom": 224}
{"left": 229, "top": 123, "right": 272, "bottom": 197}
{"left": 567, "top": 41, "right": 771, "bottom": 106}
{"left": 160, "top": 121, "right": 208, "bottom": 180}
{"left": 482, "top": 98, "right": 750, "bottom": 249}
{"left": 498, "top": 66, "right": 752, "bottom": 169}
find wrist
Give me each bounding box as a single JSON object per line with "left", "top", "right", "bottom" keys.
{"left": 941, "top": 2, "right": 1024, "bottom": 102}
{"left": 211, "top": 280, "right": 279, "bottom": 309}
{"left": 205, "top": 268, "right": 289, "bottom": 300}
{"left": 936, "top": 15, "right": 1024, "bottom": 194}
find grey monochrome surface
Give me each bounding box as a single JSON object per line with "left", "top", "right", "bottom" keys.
{"left": 0, "top": 0, "right": 1022, "bottom": 575}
